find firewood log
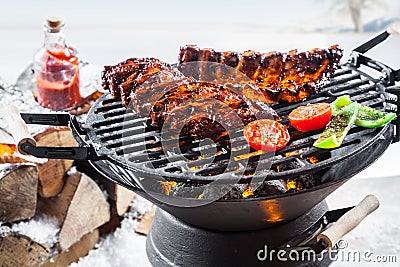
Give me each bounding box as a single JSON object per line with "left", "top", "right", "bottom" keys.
{"left": 34, "top": 127, "right": 77, "bottom": 197}
{"left": 75, "top": 162, "right": 137, "bottom": 216}
{"left": 0, "top": 233, "right": 50, "bottom": 267}
{"left": 135, "top": 205, "right": 156, "bottom": 235}
{"left": 41, "top": 230, "right": 99, "bottom": 267}
{"left": 37, "top": 172, "right": 110, "bottom": 250}
{"left": 0, "top": 164, "right": 38, "bottom": 222}
{"left": 0, "top": 126, "right": 76, "bottom": 197}
{"left": 113, "top": 184, "right": 137, "bottom": 216}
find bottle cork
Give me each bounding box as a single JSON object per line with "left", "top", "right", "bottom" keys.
{"left": 45, "top": 16, "right": 64, "bottom": 32}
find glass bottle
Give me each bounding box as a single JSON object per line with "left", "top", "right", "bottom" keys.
{"left": 33, "top": 17, "right": 81, "bottom": 110}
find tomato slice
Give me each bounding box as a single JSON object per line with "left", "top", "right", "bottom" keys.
{"left": 243, "top": 119, "right": 290, "bottom": 152}
{"left": 288, "top": 103, "right": 332, "bottom": 132}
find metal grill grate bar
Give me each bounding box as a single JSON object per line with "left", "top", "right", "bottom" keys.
{"left": 85, "top": 64, "right": 396, "bottom": 183}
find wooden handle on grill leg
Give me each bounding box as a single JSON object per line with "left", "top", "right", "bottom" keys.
{"left": 388, "top": 22, "right": 400, "bottom": 35}
{"left": 2, "top": 105, "right": 36, "bottom": 154}
{"left": 317, "top": 195, "right": 380, "bottom": 250}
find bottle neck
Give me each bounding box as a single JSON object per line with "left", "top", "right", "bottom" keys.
{"left": 44, "top": 29, "right": 67, "bottom": 52}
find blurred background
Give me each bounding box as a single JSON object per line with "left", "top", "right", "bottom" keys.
{"left": 1, "top": 0, "right": 400, "bottom": 82}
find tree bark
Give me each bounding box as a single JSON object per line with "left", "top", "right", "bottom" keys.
{"left": 0, "top": 164, "right": 38, "bottom": 222}
{"left": 348, "top": 0, "right": 364, "bottom": 32}
{"left": 0, "top": 233, "right": 50, "bottom": 267}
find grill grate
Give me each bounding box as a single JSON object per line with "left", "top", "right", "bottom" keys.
{"left": 84, "top": 63, "right": 397, "bottom": 184}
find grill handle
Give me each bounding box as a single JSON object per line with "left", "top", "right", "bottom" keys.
{"left": 1, "top": 105, "right": 37, "bottom": 155}
{"left": 2, "top": 106, "right": 98, "bottom": 161}
{"left": 353, "top": 22, "right": 400, "bottom": 54}
{"left": 317, "top": 195, "right": 379, "bottom": 250}
{"left": 351, "top": 23, "right": 400, "bottom": 85}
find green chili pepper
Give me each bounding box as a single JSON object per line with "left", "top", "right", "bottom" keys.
{"left": 330, "top": 95, "right": 396, "bottom": 128}
{"left": 331, "top": 95, "right": 353, "bottom": 116}
{"left": 355, "top": 105, "right": 397, "bottom": 128}
{"left": 314, "top": 102, "right": 359, "bottom": 149}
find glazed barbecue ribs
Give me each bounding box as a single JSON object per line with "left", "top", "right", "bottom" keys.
{"left": 102, "top": 44, "right": 342, "bottom": 139}
{"left": 102, "top": 58, "right": 172, "bottom": 107}
{"left": 146, "top": 81, "right": 277, "bottom": 139}
{"left": 102, "top": 58, "right": 277, "bottom": 139}
{"left": 178, "top": 45, "right": 343, "bottom": 102}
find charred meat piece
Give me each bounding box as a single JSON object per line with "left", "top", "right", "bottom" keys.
{"left": 237, "top": 50, "right": 262, "bottom": 80}
{"left": 102, "top": 58, "right": 144, "bottom": 98}
{"left": 178, "top": 45, "right": 343, "bottom": 102}
{"left": 102, "top": 57, "right": 277, "bottom": 140}
{"left": 147, "top": 82, "right": 277, "bottom": 140}
{"left": 130, "top": 69, "right": 192, "bottom": 116}
{"left": 102, "top": 58, "right": 171, "bottom": 106}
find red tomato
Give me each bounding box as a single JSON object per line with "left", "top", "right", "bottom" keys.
{"left": 243, "top": 119, "right": 290, "bottom": 152}
{"left": 288, "top": 103, "right": 332, "bottom": 132}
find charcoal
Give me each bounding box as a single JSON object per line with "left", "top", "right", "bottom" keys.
{"left": 253, "top": 180, "right": 288, "bottom": 197}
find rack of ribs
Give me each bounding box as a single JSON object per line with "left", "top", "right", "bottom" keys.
{"left": 102, "top": 58, "right": 174, "bottom": 107}
{"left": 144, "top": 81, "right": 277, "bottom": 140}
{"left": 178, "top": 45, "right": 343, "bottom": 102}
{"left": 102, "top": 58, "right": 277, "bottom": 140}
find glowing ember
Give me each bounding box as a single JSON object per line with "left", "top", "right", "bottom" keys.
{"left": 234, "top": 150, "right": 262, "bottom": 161}
{"left": 286, "top": 180, "right": 297, "bottom": 190}
{"left": 0, "top": 143, "right": 16, "bottom": 156}
{"left": 189, "top": 166, "right": 200, "bottom": 171}
{"left": 242, "top": 186, "right": 254, "bottom": 198}
{"left": 286, "top": 179, "right": 303, "bottom": 191}
{"left": 307, "top": 156, "right": 319, "bottom": 164}
{"left": 158, "top": 181, "right": 177, "bottom": 196}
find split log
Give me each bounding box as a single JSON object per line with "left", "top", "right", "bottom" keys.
{"left": 0, "top": 164, "right": 38, "bottom": 222}
{"left": 113, "top": 185, "right": 137, "bottom": 216}
{"left": 97, "top": 185, "right": 136, "bottom": 235}
{"left": 135, "top": 205, "right": 156, "bottom": 235}
{"left": 38, "top": 172, "right": 110, "bottom": 250}
{"left": 0, "top": 126, "right": 76, "bottom": 197}
{"left": 41, "top": 230, "right": 99, "bottom": 267}
{"left": 34, "top": 127, "right": 77, "bottom": 197}
{"left": 76, "top": 162, "right": 136, "bottom": 216}
{"left": 0, "top": 233, "right": 50, "bottom": 267}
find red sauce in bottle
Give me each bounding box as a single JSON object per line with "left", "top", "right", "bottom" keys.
{"left": 35, "top": 17, "right": 82, "bottom": 111}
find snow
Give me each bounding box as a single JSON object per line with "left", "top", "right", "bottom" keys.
{"left": 327, "top": 177, "right": 400, "bottom": 266}
{"left": 0, "top": 214, "right": 59, "bottom": 248}
{"left": 126, "top": 195, "right": 154, "bottom": 218}
{"left": 69, "top": 219, "right": 150, "bottom": 267}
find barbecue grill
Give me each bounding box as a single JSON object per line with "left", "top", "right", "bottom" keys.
{"left": 2, "top": 28, "right": 400, "bottom": 265}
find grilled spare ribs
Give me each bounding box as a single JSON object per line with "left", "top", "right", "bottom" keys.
{"left": 146, "top": 81, "right": 277, "bottom": 139}
{"left": 178, "top": 45, "right": 343, "bottom": 102}
{"left": 102, "top": 58, "right": 172, "bottom": 107}
{"left": 102, "top": 58, "right": 277, "bottom": 139}
{"left": 102, "top": 44, "right": 342, "bottom": 139}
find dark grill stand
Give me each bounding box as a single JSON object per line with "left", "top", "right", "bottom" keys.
{"left": 146, "top": 202, "right": 333, "bottom": 267}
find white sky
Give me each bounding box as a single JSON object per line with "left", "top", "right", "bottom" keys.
{"left": 0, "top": 0, "right": 398, "bottom": 31}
